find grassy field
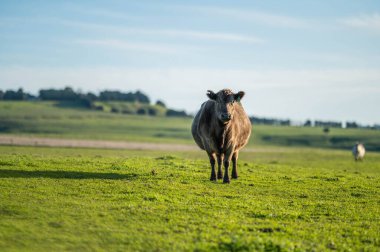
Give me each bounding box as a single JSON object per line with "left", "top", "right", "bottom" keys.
{"left": 1, "top": 101, "right": 380, "bottom": 150}
{"left": 1, "top": 145, "right": 380, "bottom": 251}
{"left": 1, "top": 101, "right": 380, "bottom": 251}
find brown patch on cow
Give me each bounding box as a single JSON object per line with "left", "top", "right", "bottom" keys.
{"left": 191, "top": 89, "right": 252, "bottom": 183}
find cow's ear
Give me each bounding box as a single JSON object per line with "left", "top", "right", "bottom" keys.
{"left": 234, "top": 91, "right": 245, "bottom": 102}
{"left": 207, "top": 90, "right": 217, "bottom": 100}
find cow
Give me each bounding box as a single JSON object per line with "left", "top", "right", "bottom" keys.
{"left": 191, "top": 89, "right": 252, "bottom": 183}
{"left": 352, "top": 142, "right": 365, "bottom": 161}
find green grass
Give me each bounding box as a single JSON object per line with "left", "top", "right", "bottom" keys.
{"left": 93, "top": 101, "right": 167, "bottom": 116}
{"left": 253, "top": 126, "right": 380, "bottom": 151}
{"left": 1, "top": 145, "right": 379, "bottom": 251}
{"left": 1, "top": 101, "right": 380, "bottom": 150}
{"left": 0, "top": 101, "right": 191, "bottom": 143}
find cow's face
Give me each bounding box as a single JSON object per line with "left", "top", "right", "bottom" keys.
{"left": 207, "top": 89, "right": 245, "bottom": 124}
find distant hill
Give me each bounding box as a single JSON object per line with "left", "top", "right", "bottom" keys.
{"left": 1, "top": 87, "right": 379, "bottom": 129}
{"left": 0, "top": 87, "right": 190, "bottom": 118}
{"left": 1, "top": 101, "right": 380, "bottom": 151}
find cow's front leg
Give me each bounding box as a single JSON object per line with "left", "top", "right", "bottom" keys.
{"left": 223, "top": 151, "right": 234, "bottom": 183}
{"left": 231, "top": 151, "right": 239, "bottom": 179}
{"left": 208, "top": 153, "right": 217, "bottom": 181}
{"left": 217, "top": 154, "right": 223, "bottom": 179}
{"left": 223, "top": 159, "right": 230, "bottom": 183}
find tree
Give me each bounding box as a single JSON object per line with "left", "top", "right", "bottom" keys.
{"left": 98, "top": 90, "right": 150, "bottom": 103}
{"left": 137, "top": 108, "right": 147, "bottom": 115}
{"left": 3, "top": 88, "right": 26, "bottom": 100}
{"left": 135, "top": 91, "right": 150, "bottom": 103}
{"left": 156, "top": 100, "right": 166, "bottom": 107}
{"left": 346, "top": 121, "right": 358, "bottom": 128}
{"left": 85, "top": 92, "right": 97, "bottom": 101}
{"left": 166, "top": 109, "right": 188, "bottom": 117}
{"left": 304, "top": 120, "right": 312, "bottom": 127}
{"left": 39, "top": 87, "right": 78, "bottom": 100}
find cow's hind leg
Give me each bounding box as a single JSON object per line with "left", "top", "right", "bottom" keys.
{"left": 217, "top": 154, "right": 223, "bottom": 179}
{"left": 231, "top": 151, "right": 239, "bottom": 179}
{"left": 208, "top": 153, "right": 217, "bottom": 181}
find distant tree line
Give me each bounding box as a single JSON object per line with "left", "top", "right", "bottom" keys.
{"left": 0, "top": 87, "right": 150, "bottom": 103}
{"left": 0, "top": 87, "right": 190, "bottom": 117}
{"left": 250, "top": 116, "right": 291, "bottom": 126}
{"left": 38, "top": 87, "right": 151, "bottom": 104}
{"left": 306, "top": 120, "right": 364, "bottom": 129}
{"left": 310, "top": 120, "right": 342, "bottom": 128}
{"left": 250, "top": 115, "right": 379, "bottom": 130}
{"left": 98, "top": 90, "right": 150, "bottom": 103}
{"left": 0, "top": 87, "right": 378, "bottom": 126}
{"left": 0, "top": 88, "right": 36, "bottom": 100}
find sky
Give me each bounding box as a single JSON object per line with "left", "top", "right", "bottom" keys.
{"left": 0, "top": 0, "right": 380, "bottom": 124}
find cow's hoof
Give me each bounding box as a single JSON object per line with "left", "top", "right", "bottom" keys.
{"left": 223, "top": 179, "right": 230, "bottom": 184}
{"left": 217, "top": 173, "right": 223, "bottom": 179}
{"left": 210, "top": 177, "right": 217, "bottom": 181}
{"left": 232, "top": 175, "right": 238, "bottom": 179}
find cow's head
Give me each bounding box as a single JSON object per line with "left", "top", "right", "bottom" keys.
{"left": 207, "top": 89, "right": 245, "bottom": 124}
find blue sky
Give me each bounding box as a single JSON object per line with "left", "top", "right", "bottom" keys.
{"left": 1, "top": 0, "right": 379, "bottom": 124}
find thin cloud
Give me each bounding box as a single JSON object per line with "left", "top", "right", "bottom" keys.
{"left": 74, "top": 39, "right": 200, "bottom": 54}
{"left": 174, "top": 5, "right": 310, "bottom": 29}
{"left": 65, "top": 3, "right": 307, "bottom": 29}
{"left": 339, "top": 13, "right": 380, "bottom": 31}
{"left": 0, "top": 16, "right": 265, "bottom": 44}
{"left": 72, "top": 8, "right": 135, "bottom": 20}
{"left": 144, "top": 29, "right": 264, "bottom": 43}
{"left": 59, "top": 19, "right": 264, "bottom": 43}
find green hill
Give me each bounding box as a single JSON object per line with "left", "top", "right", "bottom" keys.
{"left": 1, "top": 101, "right": 380, "bottom": 151}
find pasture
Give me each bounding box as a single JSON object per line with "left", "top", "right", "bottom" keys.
{"left": 1, "top": 101, "right": 380, "bottom": 251}
{"left": 0, "top": 145, "right": 379, "bottom": 251}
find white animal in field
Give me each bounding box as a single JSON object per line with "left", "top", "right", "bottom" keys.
{"left": 352, "top": 143, "right": 365, "bottom": 161}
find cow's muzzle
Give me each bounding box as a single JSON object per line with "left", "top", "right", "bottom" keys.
{"left": 220, "top": 113, "right": 231, "bottom": 123}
